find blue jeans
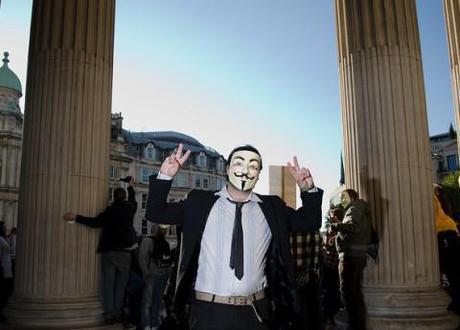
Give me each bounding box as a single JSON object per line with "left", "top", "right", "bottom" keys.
{"left": 101, "top": 251, "right": 131, "bottom": 319}
{"left": 142, "top": 272, "right": 169, "bottom": 328}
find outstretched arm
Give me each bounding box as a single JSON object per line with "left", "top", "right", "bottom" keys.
{"left": 63, "top": 211, "right": 107, "bottom": 228}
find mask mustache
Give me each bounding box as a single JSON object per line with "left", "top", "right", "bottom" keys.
{"left": 233, "top": 172, "right": 256, "bottom": 180}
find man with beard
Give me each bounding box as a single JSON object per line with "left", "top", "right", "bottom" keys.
{"left": 145, "top": 144, "right": 323, "bottom": 330}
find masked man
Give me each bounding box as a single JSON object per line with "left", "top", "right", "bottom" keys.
{"left": 145, "top": 144, "right": 323, "bottom": 330}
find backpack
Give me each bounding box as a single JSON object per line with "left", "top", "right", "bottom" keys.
{"left": 367, "top": 227, "right": 379, "bottom": 260}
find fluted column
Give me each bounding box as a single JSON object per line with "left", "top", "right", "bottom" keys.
{"left": 443, "top": 0, "right": 460, "bottom": 180}
{"left": 5, "top": 0, "right": 116, "bottom": 328}
{"left": 335, "top": 1, "right": 459, "bottom": 328}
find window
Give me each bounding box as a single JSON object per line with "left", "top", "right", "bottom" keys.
{"left": 173, "top": 173, "right": 187, "bottom": 187}
{"left": 109, "top": 166, "right": 118, "bottom": 178}
{"left": 142, "top": 194, "right": 148, "bottom": 209}
{"left": 447, "top": 155, "right": 458, "bottom": 171}
{"left": 203, "top": 176, "right": 209, "bottom": 189}
{"left": 139, "top": 167, "right": 150, "bottom": 183}
{"left": 197, "top": 152, "right": 207, "bottom": 167}
{"left": 141, "top": 219, "right": 148, "bottom": 235}
{"left": 217, "top": 157, "right": 225, "bottom": 172}
{"left": 194, "top": 175, "right": 201, "bottom": 188}
{"left": 144, "top": 143, "right": 155, "bottom": 160}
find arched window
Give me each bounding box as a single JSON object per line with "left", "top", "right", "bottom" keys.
{"left": 197, "top": 151, "right": 207, "bottom": 167}
{"left": 217, "top": 157, "right": 225, "bottom": 172}
{"left": 144, "top": 143, "right": 155, "bottom": 160}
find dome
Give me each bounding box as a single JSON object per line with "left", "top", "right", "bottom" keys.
{"left": 0, "top": 52, "right": 22, "bottom": 95}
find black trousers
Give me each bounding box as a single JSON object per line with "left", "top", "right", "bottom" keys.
{"left": 189, "top": 298, "right": 271, "bottom": 330}
{"left": 338, "top": 256, "right": 367, "bottom": 330}
{"left": 438, "top": 230, "right": 460, "bottom": 313}
{"left": 321, "top": 266, "right": 340, "bottom": 320}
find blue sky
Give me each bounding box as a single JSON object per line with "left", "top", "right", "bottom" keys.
{"left": 0, "top": 0, "right": 456, "bottom": 208}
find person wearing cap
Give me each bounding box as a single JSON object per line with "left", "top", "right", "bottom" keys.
{"left": 145, "top": 143, "right": 323, "bottom": 329}
{"left": 63, "top": 177, "right": 138, "bottom": 325}
{"left": 139, "top": 225, "right": 173, "bottom": 330}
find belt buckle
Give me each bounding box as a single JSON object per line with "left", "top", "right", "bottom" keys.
{"left": 228, "top": 296, "right": 247, "bottom": 305}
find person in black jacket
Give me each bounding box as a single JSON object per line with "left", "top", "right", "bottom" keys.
{"left": 64, "top": 177, "right": 138, "bottom": 324}
{"left": 145, "top": 143, "right": 322, "bottom": 330}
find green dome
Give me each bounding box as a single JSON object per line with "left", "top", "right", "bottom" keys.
{"left": 0, "top": 52, "right": 22, "bottom": 95}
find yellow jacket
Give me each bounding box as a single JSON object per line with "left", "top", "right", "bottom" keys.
{"left": 434, "top": 195, "right": 458, "bottom": 234}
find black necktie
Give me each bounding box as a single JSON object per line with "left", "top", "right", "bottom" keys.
{"left": 227, "top": 199, "right": 248, "bottom": 280}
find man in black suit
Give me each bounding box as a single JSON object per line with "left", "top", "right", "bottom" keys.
{"left": 146, "top": 143, "right": 323, "bottom": 330}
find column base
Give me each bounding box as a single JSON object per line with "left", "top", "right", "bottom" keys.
{"left": 4, "top": 294, "right": 105, "bottom": 329}
{"left": 365, "top": 285, "right": 460, "bottom": 329}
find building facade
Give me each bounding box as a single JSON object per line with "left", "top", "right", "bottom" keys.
{"left": 430, "top": 124, "right": 458, "bottom": 183}
{"left": 109, "top": 113, "right": 227, "bottom": 241}
{"left": 0, "top": 52, "right": 23, "bottom": 230}
{"left": 0, "top": 57, "right": 226, "bottom": 236}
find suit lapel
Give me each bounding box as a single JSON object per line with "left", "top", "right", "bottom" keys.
{"left": 257, "top": 194, "right": 277, "bottom": 239}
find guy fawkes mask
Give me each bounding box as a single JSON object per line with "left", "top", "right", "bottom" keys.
{"left": 227, "top": 150, "right": 261, "bottom": 191}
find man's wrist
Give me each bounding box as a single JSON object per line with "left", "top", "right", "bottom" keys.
{"left": 300, "top": 185, "right": 317, "bottom": 193}
{"left": 157, "top": 172, "right": 173, "bottom": 180}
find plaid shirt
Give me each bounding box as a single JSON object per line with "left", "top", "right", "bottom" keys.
{"left": 290, "top": 231, "right": 320, "bottom": 285}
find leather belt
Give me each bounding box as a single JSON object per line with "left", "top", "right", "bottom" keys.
{"left": 195, "top": 290, "right": 266, "bottom": 322}
{"left": 195, "top": 290, "right": 265, "bottom": 306}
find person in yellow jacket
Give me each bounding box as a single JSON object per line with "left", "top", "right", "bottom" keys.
{"left": 434, "top": 187, "right": 460, "bottom": 315}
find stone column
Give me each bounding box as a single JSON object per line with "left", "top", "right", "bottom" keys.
{"left": 443, "top": 0, "right": 460, "bottom": 180}
{"left": 5, "top": 0, "right": 116, "bottom": 328}
{"left": 335, "top": 0, "right": 459, "bottom": 328}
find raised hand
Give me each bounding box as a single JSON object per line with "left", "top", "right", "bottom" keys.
{"left": 286, "top": 156, "right": 314, "bottom": 190}
{"left": 160, "top": 143, "right": 191, "bottom": 177}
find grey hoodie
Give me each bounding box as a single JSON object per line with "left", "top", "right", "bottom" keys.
{"left": 334, "top": 199, "right": 372, "bottom": 258}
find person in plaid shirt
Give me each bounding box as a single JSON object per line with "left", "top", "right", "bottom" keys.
{"left": 289, "top": 231, "right": 322, "bottom": 329}
{"left": 321, "top": 207, "right": 344, "bottom": 325}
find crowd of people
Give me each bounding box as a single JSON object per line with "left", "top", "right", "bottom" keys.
{"left": 60, "top": 143, "right": 458, "bottom": 330}
{"left": 0, "top": 143, "right": 458, "bottom": 330}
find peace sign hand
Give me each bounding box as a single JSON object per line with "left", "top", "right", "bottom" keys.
{"left": 160, "top": 143, "right": 191, "bottom": 177}
{"left": 286, "top": 156, "right": 315, "bottom": 191}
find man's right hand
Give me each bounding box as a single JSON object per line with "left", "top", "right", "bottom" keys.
{"left": 63, "top": 212, "right": 77, "bottom": 222}
{"left": 159, "top": 143, "right": 191, "bottom": 177}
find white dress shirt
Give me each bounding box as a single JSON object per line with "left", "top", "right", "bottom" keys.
{"left": 194, "top": 186, "right": 272, "bottom": 296}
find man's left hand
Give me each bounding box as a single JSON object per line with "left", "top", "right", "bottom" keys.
{"left": 287, "top": 156, "right": 314, "bottom": 190}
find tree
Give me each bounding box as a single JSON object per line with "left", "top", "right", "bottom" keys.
{"left": 441, "top": 171, "right": 460, "bottom": 221}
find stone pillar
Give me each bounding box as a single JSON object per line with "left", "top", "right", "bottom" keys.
{"left": 335, "top": 0, "right": 459, "bottom": 328}
{"left": 5, "top": 0, "right": 116, "bottom": 328}
{"left": 443, "top": 0, "right": 460, "bottom": 181}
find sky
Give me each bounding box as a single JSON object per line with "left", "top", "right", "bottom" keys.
{"left": 0, "top": 0, "right": 456, "bottom": 212}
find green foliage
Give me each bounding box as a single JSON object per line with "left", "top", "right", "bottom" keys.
{"left": 441, "top": 171, "right": 460, "bottom": 212}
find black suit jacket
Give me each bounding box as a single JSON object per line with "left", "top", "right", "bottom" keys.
{"left": 145, "top": 176, "right": 323, "bottom": 311}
